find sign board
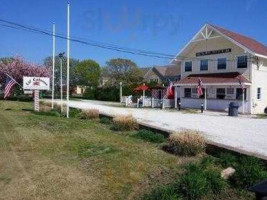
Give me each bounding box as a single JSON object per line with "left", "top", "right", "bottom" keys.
{"left": 24, "top": 90, "right": 33, "bottom": 95}
{"left": 196, "top": 48, "right": 231, "bottom": 57}
{"left": 23, "top": 77, "right": 50, "bottom": 91}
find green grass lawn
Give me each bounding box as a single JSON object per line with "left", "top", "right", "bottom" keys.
{"left": 0, "top": 101, "right": 194, "bottom": 200}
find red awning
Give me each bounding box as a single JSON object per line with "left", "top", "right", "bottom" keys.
{"left": 133, "top": 84, "right": 149, "bottom": 92}
{"left": 175, "top": 72, "right": 251, "bottom": 85}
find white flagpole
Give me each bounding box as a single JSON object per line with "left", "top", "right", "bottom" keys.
{"left": 52, "top": 23, "right": 56, "bottom": 109}
{"left": 66, "top": 3, "right": 70, "bottom": 118}
{"left": 60, "top": 57, "right": 63, "bottom": 112}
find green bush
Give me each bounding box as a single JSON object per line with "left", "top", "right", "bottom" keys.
{"left": 231, "top": 156, "right": 267, "bottom": 189}
{"left": 100, "top": 117, "right": 112, "bottom": 124}
{"left": 178, "top": 162, "right": 227, "bottom": 199}
{"left": 168, "top": 131, "right": 206, "bottom": 156}
{"left": 83, "top": 88, "right": 96, "bottom": 100}
{"left": 216, "top": 152, "right": 238, "bottom": 168}
{"left": 142, "top": 184, "right": 182, "bottom": 200}
{"left": 132, "top": 130, "right": 165, "bottom": 143}
{"left": 0, "top": 95, "right": 33, "bottom": 102}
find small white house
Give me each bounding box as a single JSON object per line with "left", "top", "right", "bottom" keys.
{"left": 171, "top": 24, "right": 267, "bottom": 114}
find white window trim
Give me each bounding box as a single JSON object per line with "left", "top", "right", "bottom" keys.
{"left": 216, "top": 57, "right": 228, "bottom": 71}
{"left": 184, "top": 60, "right": 192, "bottom": 72}
{"left": 199, "top": 59, "right": 209, "bottom": 71}
{"left": 236, "top": 54, "right": 249, "bottom": 69}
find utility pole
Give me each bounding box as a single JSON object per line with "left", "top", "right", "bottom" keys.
{"left": 59, "top": 52, "right": 65, "bottom": 113}
{"left": 52, "top": 23, "right": 56, "bottom": 109}
{"left": 66, "top": 3, "right": 70, "bottom": 118}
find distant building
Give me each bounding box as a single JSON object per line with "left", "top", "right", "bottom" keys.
{"left": 141, "top": 65, "right": 180, "bottom": 84}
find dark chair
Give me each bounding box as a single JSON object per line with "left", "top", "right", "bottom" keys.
{"left": 249, "top": 180, "right": 267, "bottom": 200}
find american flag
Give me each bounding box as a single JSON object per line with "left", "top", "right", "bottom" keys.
{"left": 166, "top": 80, "right": 174, "bottom": 99}
{"left": 237, "top": 76, "right": 245, "bottom": 92}
{"left": 197, "top": 78, "right": 203, "bottom": 96}
{"left": 4, "top": 75, "right": 17, "bottom": 99}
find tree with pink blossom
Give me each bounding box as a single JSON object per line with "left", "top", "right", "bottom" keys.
{"left": 0, "top": 57, "right": 50, "bottom": 85}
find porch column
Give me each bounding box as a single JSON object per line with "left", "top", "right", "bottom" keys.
{"left": 204, "top": 86, "right": 207, "bottom": 110}
{"left": 174, "top": 87, "right": 178, "bottom": 108}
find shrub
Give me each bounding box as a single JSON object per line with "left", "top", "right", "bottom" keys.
{"left": 231, "top": 156, "right": 267, "bottom": 189}
{"left": 132, "top": 129, "right": 165, "bottom": 143}
{"left": 112, "top": 115, "right": 138, "bottom": 131}
{"left": 142, "top": 184, "right": 182, "bottom": 200}
{"left": 168, "top": 130, "right": 206, "bottom": 156}
{"left": 216, "top": 152, "right": 238, "bottom": 168}
{"left": 178, "top": 162, "right": 227, "bottom": 199}
{"left": 100, "top": 117, "right": 112, "bottom": 124}
{"left": 79, "top": 109, "right": 99, "bottom": 119}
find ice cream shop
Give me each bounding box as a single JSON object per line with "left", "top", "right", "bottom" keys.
{"left": 171, "top": 24, "right": 267, "bottom": 114}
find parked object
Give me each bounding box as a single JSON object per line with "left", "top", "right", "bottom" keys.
{"left": 229, "top": 102, "right": 239, "bottom": 116}
{"left": 248, "top": 180, "right": 267, "bottom": 200}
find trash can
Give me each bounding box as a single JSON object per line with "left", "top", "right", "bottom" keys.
{"left": 229, "top": 102, "right": 239, "bottom": 116}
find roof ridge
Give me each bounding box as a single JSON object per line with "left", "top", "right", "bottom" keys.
{"left": 208, "top": 24, "right": 267, "bottom": 56}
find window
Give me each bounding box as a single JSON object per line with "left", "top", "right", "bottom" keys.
{"left": 216, "top": 88, "right": 226, "bottom": 99}
{"left": 200, "top": 59, "right": 208, "bottom": 71}
{"left": 237, "top": 56, "right": 247, "bottom": 68}
{"left": 185, "top": 61, "right": 192, "bottom": 72}
{"left": 217, "top": 58, "right": 227, "bottom": 70}
{"left": 184, "top": 88, "right": 191, "bottom": 98}
{"left": 257, "top": 88, "right": 262, "bottom": 100}
{"left": 192, "top": 88, "right": 197, "bottom": 94}
{"left": 236, "top": 88, "right": 247, "bottom": 100}
{"left": 150, "top": 78, "right": 159, "bottom": 83}
{"left": 227, "top": 88, "right": 234, "bottom": 95}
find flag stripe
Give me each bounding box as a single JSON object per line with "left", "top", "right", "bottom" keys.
{"left": 4, "top": 76, "right": 16, "bottom": 99}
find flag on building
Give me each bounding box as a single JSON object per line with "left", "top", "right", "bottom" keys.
{"left": 4, "top": 75, "right": 17, "bottom": 99}
{"left": 237, "top": 76, "right": 245, "bottom": 92}
{"left": 166, "top": 80, "right": 174, "bottom": 99}
{"left": 197, "top": 78, "right": 203, "bottom": 96}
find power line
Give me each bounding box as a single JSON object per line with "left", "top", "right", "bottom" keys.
{"left": 0, "top": 18, "right": 257, "bottom": 63}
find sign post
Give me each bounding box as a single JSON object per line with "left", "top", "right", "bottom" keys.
{"left": 23, "top": 77, "right": 50, "bottom": 112}
{"left": 34, "top": 90, "right": 40, "bottom": 112}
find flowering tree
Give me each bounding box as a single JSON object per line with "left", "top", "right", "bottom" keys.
{"left": 0, "top": 57, "right": 50, "bottom": 85}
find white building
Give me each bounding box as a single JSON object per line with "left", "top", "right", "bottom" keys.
{"left": 171, "top": 24, "right": 267, "bottom": 114}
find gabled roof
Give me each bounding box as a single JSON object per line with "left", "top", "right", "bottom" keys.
{"left": 172, "top": 24, "right": 267, "bottom": 63}
{"left": 175, "top": 72, "right": 251, "bottom": 86}
{"left": 140, "top": 67, "right": 152, "bottom": 77}
{"left": 154, "top": 65, "right": 180, "bottom": 77}
{"left": 209, "top": 24, "right": 267, "bottom": 57}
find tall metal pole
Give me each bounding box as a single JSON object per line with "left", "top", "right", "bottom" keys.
{"left": 60, "top": 57, "right": 63, "bottom": 112}
{"left": 119, "top": 82, "right": 122, "bottom": 103}
{"left": 66, "top": 3, "right": 70, "bottom": 118}
{"left": 52, "top": 24, "right": 56, "bottom": 109}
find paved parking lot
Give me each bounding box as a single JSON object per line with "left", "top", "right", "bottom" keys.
{"left": 56, "top": 99, "right": 267, "bottom": 159}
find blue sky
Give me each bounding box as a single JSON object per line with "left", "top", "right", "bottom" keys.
{"left": 0, "top": 0, "right": 266, "bottom": 67}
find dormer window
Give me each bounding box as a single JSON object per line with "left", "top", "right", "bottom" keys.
{"left": 237, "top": 56, "right": 247, "bottom": 68}
{"left": 184, "top": 61, "right": 192, "bottom": 72}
